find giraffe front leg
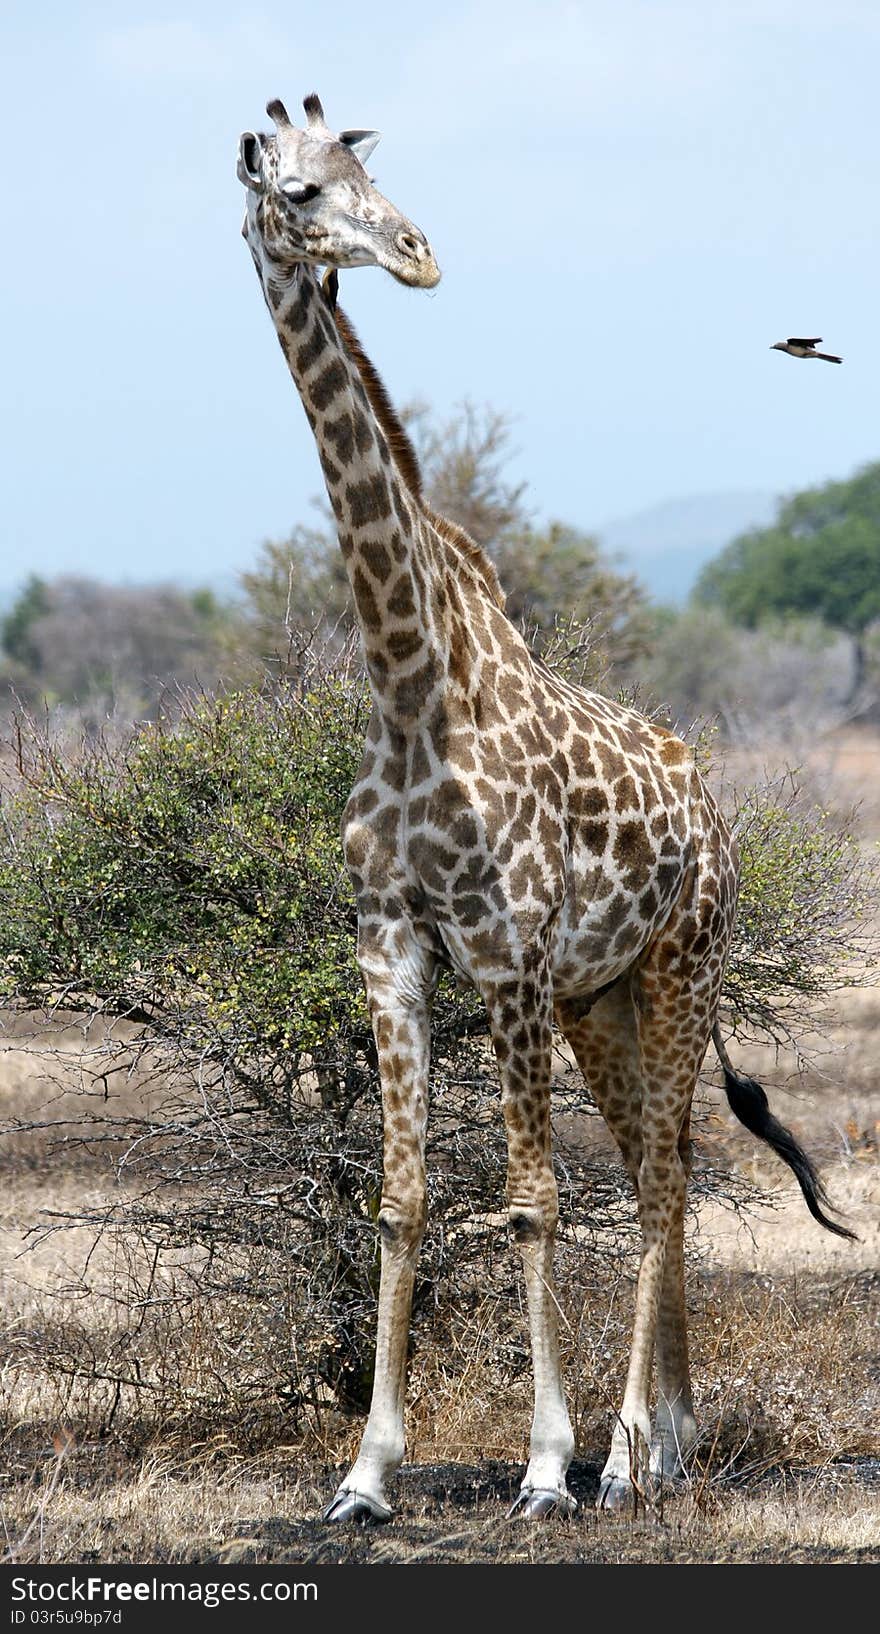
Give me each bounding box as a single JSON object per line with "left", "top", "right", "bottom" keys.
{"left": 324, "top": 980, "right": 431, "bottom": 1524}
{"left": 487, "top": 977, "right": 576, "bottom": 1520}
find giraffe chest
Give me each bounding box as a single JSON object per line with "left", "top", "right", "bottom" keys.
{"left": 343, "top": 754, "right": 567, "bottom": 978}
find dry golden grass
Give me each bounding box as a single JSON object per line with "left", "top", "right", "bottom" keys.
{"left": 2, "top": 1440, "right": 878, "bottom": 1565}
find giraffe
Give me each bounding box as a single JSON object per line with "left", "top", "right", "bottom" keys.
{"left": 236, "top": 95, "right": 853, "bottom": 1522}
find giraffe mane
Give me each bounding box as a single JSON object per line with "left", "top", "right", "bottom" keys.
{"left": 427, "top": 511, "right": 506, "bottom": 611}
{"left": 330, "top": 297, "right": 425, "bottom": 498}
{"left": 327, "top": 291, "right": 506, "bottom": 611}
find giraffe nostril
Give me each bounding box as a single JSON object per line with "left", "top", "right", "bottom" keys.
{"left": 396, "top": 230, "right": 425, "bottom": 259}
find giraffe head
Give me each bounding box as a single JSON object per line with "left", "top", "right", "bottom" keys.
{"left": 237, "top": 94, "right": 440, "bottom": 290}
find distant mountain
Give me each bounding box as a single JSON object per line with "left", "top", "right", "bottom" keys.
{"left": 596, "top": 490, "right": 779, "bottom": 604}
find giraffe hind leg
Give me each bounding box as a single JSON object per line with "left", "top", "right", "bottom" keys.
{"left": 557, "top": 973, "right": 703, "bottom": 1510}
{"left": 486, "top": 966, "right": 577, "bottom": 1519}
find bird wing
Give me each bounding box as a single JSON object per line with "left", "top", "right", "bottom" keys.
{"left": 787, "top": 336, "right": 822, "bottom": 347}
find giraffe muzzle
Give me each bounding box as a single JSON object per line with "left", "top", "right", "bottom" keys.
{"left": 384, "top": 227, "right": 440, "bottom": 289}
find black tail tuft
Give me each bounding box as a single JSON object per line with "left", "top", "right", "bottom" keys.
{"left": 712, "top": 1026, "right": 856, "bottom": 1241}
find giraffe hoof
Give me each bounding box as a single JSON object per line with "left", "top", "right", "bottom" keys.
{"left": 322, "top": 1488, "right": 392, "bottom": 1524}
{"left": 597, "top": 1475, "right": 636, "bottom": 1513}
{"left": 651, "top": 1432, "right": 697, "bottom": 1486}
{"left": 507, "top": 1487, "right": 577, "bottom": 1520}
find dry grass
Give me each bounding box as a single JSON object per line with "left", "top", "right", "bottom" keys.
{"left": 2, "top": 1443, "right": 878, "bottom": 1565}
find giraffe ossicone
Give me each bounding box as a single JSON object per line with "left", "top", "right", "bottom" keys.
{"left": 237, "top": 94, "right": 854, "bottom": 1524}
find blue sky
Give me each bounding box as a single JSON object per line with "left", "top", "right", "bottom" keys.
{"left": 3, "top": 2, "right": 879, "bottom": 595}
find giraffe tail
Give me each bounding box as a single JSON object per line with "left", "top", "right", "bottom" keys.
{"left": 711, "top": 1024, "right": 856, "bottom": 1240}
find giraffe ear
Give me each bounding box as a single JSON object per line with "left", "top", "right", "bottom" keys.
{"left": 237, "top": 131, "right": 264, "bottom": 190}
{"left": 339, "top": 128, "right": 380, "bottom": 167}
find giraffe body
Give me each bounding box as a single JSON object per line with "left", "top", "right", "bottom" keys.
{"left": 345, "top": 647, "right": 734, "bottom": 1009}
{"left": 237, "top": 97, "right": 849, "bottom": 1521}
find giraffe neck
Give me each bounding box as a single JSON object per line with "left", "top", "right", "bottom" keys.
{"left": 252, "top": 253, "right": 459, "bottom": 720}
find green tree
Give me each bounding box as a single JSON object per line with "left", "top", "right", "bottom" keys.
{"left": 1, "top": 575, "right": 50, "bottom": 674}
{"left": 694, "top": 462, "right": 880, "bottom": 700}
{"left": 1, "top": 577, "right": 240, "bottom": 714}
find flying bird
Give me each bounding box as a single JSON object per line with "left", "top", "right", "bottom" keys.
{"left": 771, "top": 336, "right": 842, "bottom": 364}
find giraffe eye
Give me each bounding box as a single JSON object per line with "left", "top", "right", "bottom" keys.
{"left": 282, "top": 182, "right": 321, "bottom": 205}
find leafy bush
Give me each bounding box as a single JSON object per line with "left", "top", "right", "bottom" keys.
{"left": 725, "top": 775, "right": 875, "bottom": 1053}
